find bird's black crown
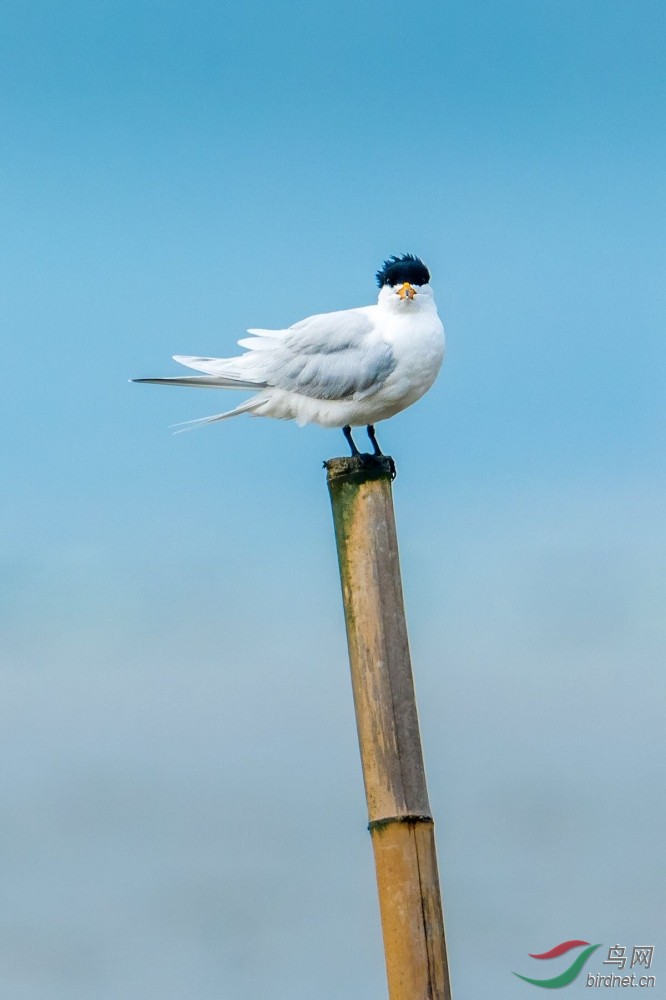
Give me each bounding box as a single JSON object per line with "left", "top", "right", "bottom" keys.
{"left": 376, "top": 253, "right": 430, "bottom": 288}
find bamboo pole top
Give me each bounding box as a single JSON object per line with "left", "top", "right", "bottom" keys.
{"left": 324, "top": 455, "right": 396, "bottom": 484}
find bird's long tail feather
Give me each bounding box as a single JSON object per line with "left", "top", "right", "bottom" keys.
{"left": 132, "top": 375, "right": 265, "bottom": 389}
{"left": 170, "top": 395, "right": 268, "bottom": 433}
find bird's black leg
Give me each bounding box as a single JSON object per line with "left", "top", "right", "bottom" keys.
{"left": 366, "top": 424, "right": 383, "bottom": 456}
{"left": 343, "top": 424, "right": 361, "bottom": 457}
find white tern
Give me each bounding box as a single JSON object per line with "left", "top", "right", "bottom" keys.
{"left": 133, "top": 253, "right": 445, "bottom": 456}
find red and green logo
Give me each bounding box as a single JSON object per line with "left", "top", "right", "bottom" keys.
{"left": 513, "top": 940, "right": 602, "bottom": 988}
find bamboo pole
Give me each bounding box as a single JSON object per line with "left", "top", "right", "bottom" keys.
{"left": 325, "top": 455, "right": 452, "bottom": 1000}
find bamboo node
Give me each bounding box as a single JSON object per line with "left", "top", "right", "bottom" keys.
{"left": 368, "top": 814, "right": 434, "bottom": 833}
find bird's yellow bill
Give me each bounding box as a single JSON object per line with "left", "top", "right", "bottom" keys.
{"left": 397, "top": 282, "right": 416, "bottom": 300}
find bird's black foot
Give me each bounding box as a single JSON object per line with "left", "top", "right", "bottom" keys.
{"left": 338, "top": 425, "right": 395, "bottom": 479}
{"left": 366, "top": 424, "right": 383, "bottom": 456}
{"left": 343, "top": 424, "right": 361, "bottom": 457}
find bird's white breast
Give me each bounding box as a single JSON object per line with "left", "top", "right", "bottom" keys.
{"left": 375, "top": 305, "right": 445, "bottom": 410}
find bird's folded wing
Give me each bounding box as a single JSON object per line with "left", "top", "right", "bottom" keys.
{"left": 244, "top": 309, "right": 397, "bottom": 401}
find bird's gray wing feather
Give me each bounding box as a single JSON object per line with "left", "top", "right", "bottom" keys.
{"left": 259, "top": 309, "right": 396, "bottom": 401}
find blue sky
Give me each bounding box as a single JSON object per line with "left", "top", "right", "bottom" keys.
{"left": 2, "top": 2, "right": 665, "bottom": 997}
